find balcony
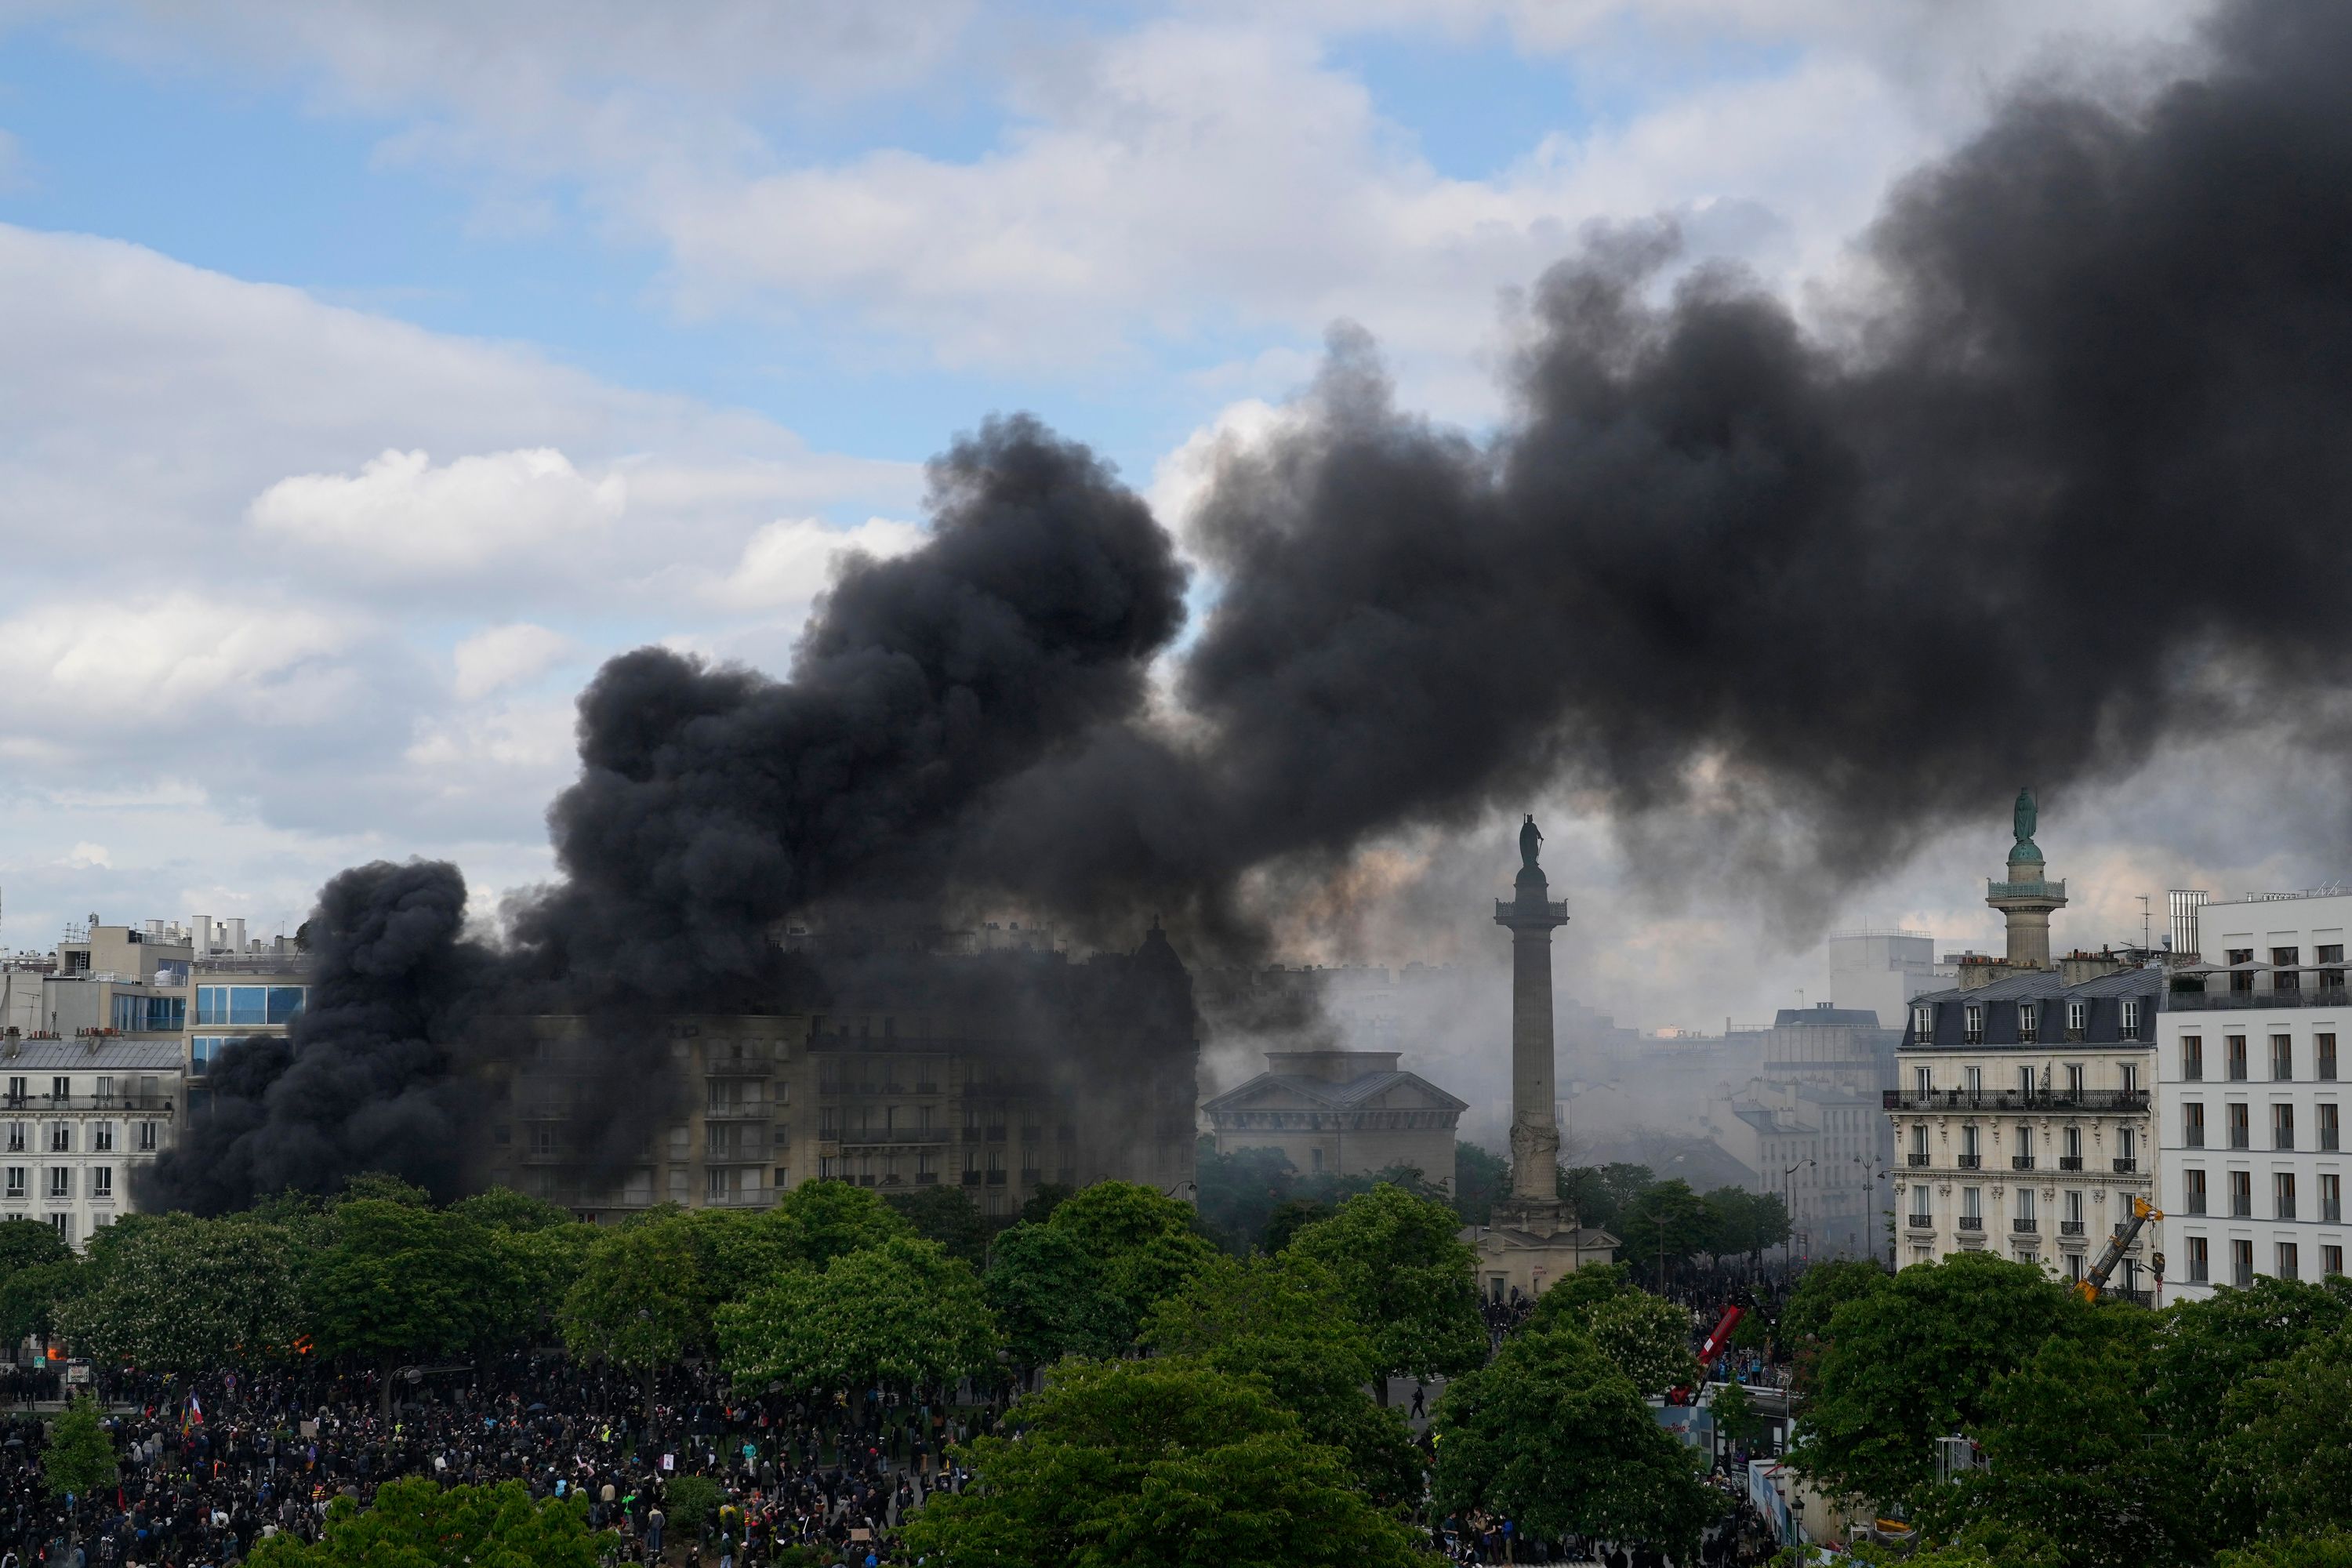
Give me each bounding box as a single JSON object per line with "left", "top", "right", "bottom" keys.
{"left": 1988, "top": 878, "right": 2067, "bottom": 901}
{"left": 1958, "top": 1216, "right": 1985, "bottom": 1232}
{"left": 704, "top": 1058, "right": 771, "bottom": 1076}
{"left": 839, "top": 1127, "right": 949, "bottom": 1146}
{"left": 0, "top": 1095, "right": 175, "bottom": 1115}
{"left": 2060, "top": 1156, "right": 2085, "bottom": 1171}
{"left": 1906, "top": 1217, "right": 1936, "bottom": 1232}
{"left": 2113, "top": 1288, "right": 2154, "bottom": 1308}
{"left": 1882, "top": 1088, "right": 2149, "bottom": 1113}
{"left": 1957, "top": 1154, "right": 1983, "bottom": 1170}
{"left": 2012, "top": 1218, "right": 2039, "bottom": 1234}
{"left": 703, "top": 1102, "right": 768, "bottom": 1120}
{"left": 2060, "top": 1220, "right": 2086, "bottom": 1236}
{"left": 2012, "top": 1156, "right": 2036, "bottom": 1171}
{"left": 2168, "top": 985, "right": 2352, "bottom": 1013}
{"left": 2112, "top": 1158, "right": 2139, "bottom": 1174}
{"left": 1907, "top": 1152, "right": 1930, "bottom": 1167}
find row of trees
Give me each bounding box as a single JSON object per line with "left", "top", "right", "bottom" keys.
{"left": 1192, "top": 1138, "right": 1791, "bottom": 1269}
{"left": 1782, "top": 1253, "right": 2352, "bottom": 1567}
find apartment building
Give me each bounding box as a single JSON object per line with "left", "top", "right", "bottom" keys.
{"left": 2158, "top": 890, "right": 2350, "bottom": 1297}
{"left": 1891, "top": 967, "right": 2161, "bottom": 1290}
{"left": 0, "top": 1038, "right": 180, "bottom": 1248}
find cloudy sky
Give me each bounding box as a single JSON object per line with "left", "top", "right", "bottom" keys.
{"left": 5, "top": 0, "right": 2308, "bottom": 1036}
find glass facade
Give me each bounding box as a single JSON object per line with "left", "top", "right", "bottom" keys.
{"left": 110, "top": 994, "right": 187, "bottom": 1033}
{"left": 194, "top": 985, "right": 306, "bottom": 1027}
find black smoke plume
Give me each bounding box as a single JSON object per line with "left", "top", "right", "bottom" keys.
{"left": 148, "top": 0, "right": 2352, "bottom": 1210}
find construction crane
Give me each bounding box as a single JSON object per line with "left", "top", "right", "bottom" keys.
{"left": 2078, "top": 1195, "right": 2164, "bottom": 1302}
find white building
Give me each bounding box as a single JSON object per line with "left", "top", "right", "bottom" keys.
{"left": 1828, "top": 930, "right": 1954, "bottom": 1029}
{"left": 0, "top": 1038, "right": 181, "bottom": 1249}
{"left": 2157, "top": 889, "right": 2350, "bottom": 1297}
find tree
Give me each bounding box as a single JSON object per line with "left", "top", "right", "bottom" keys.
{"left": 1258, "top": 1196, "right": 1332, "bottom": 1254}
{"left": 1018, "top": 1182, "right": 1076, "bottom": 1226}
{"left": 1536, "top": 1287, "right": 1698, "bottom": 1398}
{"left": 718, "top": 1236, "right": 999, "bottom": 1396}
{"left": 986, "top": 1221, "right": 1119, "bottom": 1370}
{"left": 1143, "top": 1254, "right": 1421, "bottom": 1502}
{"left": 897, "top": 1359, "right": 1424, "bottom": 1568}
{"left": 452, "top": 1187, "right": 575, "bottom": 1232}
{"left": 0, "top": 1215, "right": 69, "bottom": 1273}
{"left": 1434, "top": 1322, "right": 1719, "bottom": 1555}
{"left": 1617, "top": 1178, "right": 1713, "bottom": 1276}
{"left": 1039, "top": 1181, "right": 1216, "bottom": 1352}
{"left": 0, "top": 1215, "right": 78, "bottom": 1348}
{"left": 1780, "top": 1256, "right": 1892, "bottom": 1353}
{"left": 43, "top": 1394, "right": 117, "bottom": 1499}
{"left": 1192, "top": 1142, "right": 1297, "bottom": 1253}
{"left": 559, "top": 1219, "right": 701, "bottom": 1404}
{"left": 2221, "top": 1536, "right": 2352, "bottom": 1568}
{"left": 1453, "top": 1142, "right": 1508, "bottom": 1226}
{"left": 1283, "top": 1182, "right": 1484, "bottom": 1400}
{"left": 248, "top": 1478, "right": 612, "bottom": 1568}
{"left": 1791, "top": 1251, "right": 2081, "bottom": 1510}
{"left": 1700, "top": 1187, "right": 1790, "bottom": 1262}
{"left": 307, "top": 1199, "right": 511, "bottom": 1410}
{"left": 884, "top": 1184, "right": 988, "bottom": 1266}
{"left": 2220, "top": 1323, "right": 2352, "bottom": 1547}
{"left": 57, "top": 1213, "right": 305, "bottom": 1369}
{"left": 1558, "top": 1163, "right": 1655, "bottom": 1231}
{"left": 1711, "top": 1379, "right": 1762, "bottom": 1455}
{"left": 760, "top": 1179, "right": 911, "bottom": 1267}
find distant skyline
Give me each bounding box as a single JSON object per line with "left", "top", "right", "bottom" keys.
{"left": 10, "top": 0, "right": 2323, "bottom": 1035}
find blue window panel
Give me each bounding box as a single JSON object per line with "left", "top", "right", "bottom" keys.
{"left": 195, "top": 986, "right": 229, "bottom": 1025}
{"left": 267, "top": 986, "right": 307, "bottom": 1025}
{"left": 190, "top": 1036, "right": 235, "bottom": 1077}
{"left": 228, "top": 986, "right": 267, "bottom": 1025}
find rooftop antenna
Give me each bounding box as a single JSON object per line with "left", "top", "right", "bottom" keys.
{"left": 2138, "top": 895, "right": 2151, "bottom": 954}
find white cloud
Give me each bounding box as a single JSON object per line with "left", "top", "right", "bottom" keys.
{"left": 62, "top": 843, "right": 111, "bottom": 870}
{"left": 251, "top": 448, "right": 625, "bottom": 575}
{"left": 0, "top": 594, "right": 357, "bottom": 731}
{"left": 452, "top": 622, "right": 576, "bottom": 700}
{"left": 698, "top": 515, "right": 927, "bottom": 613}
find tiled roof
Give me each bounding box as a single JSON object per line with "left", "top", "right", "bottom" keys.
{"left": 0, "top": 1039, "right": 186, "bottom": 1070}
{"left": 1201, "top": 1069, "right": 1468, "bottom": 1115}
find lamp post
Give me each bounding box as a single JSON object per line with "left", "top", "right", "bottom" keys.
{"left": 1853, "top": 1152, "right": 1887, "bottom": 1267}
{"left": 1782, "top": 1160, "right": 1813, "bottom": 1270}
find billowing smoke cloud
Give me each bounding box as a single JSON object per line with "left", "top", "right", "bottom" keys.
{"left": 148, "top": 0, "right": 2352, "bottom": 1210}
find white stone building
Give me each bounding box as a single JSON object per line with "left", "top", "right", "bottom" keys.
{"left": 0, "top": 1038, "right": 180, "bottom": 1249}
{"left": 1202, "top": 1049, "right": 1467, "bottom": 1190}
{"left": 2157, "top": 889, "right": 2350, "bottom": 1297}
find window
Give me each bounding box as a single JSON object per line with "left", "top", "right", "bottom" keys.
{"left": 1965, "top": 1005, "right": 1984, "bottom": 1045}
{"left": 2067, "top": 1063, "right": 2086, "bottom": 1097}
{"left": 2230, "top": 1103, "right": 2252, "bottom": 1149}
{"left": 2, "top": 1168, "right": 20, "bottom": 1200}
{"left": 2324, "top": 1103, "right": 2341, "bottom": 1151}
{"left": 2276, "top": 1103, "right": 2296, "bottom": 1150}
{"left": 191, "top": 1036, "right": 242, "bottom": 1076}
{"left": 2233, "top": 1238, "right": 2256, "bottom": 1287}
{"left": 2187, "top": 1236, "right": 2210, "bottom": 1283}
{"left": 2183, "top": 1036, "right": 2205, "bottom": 1081}
{"left": 1965, "top": 1065, "right": 1984, "bottom": 1095}
{"left": 1910, "top": 1123, "right": 1928, "bottom": 1160}
{"left": 1962, "top": 1186, "right": 1983, "bottom": 1223}
{"left": 194, "top": 985, "right": 307, "bottom": 1026}
{"left": 2228, "top": 1036, "right": 2249, "bottom": 1080}
{"left": 3, "top": 1124, "right": 19, "bottom": 1154}
{"left": 2278, "top": 1242, "right": 2300, "bottom": 1281}
{"left": 92, "top": 1122, "right": 114, "bottom": 1153}
{"left": 1914, "top": 1065, "right": 1933, "bottom": 1096}
{"left": 666, "top": 1167, "right": 689, "bottom": 1200}
{"left": 46, "top": 1124, "right": 68, "bottom": 1154}
{"left": 2184, "top": 1102, "right": 2205, "bottom": 1148}
{"left": 2322, "top": 949, "right": 2347, "bottom": 990}
{"left": 2323, "top": 1173, "right": 2342, "bottom": 1223}
{"left": 2065, "top": 1189, "right": 2085, "bottom": 1226}
{"left": 1961, "top": 1124, "right": 1981, "bottom": 1167}
{"left": 2065, "top": 1252, "right": 2085, "bottom": 1283}
{"left": 2274, "top": 1036, "right": 2296, "bottom": 1080}
{"left": 46, "top": 1167, "right": 69, "bottom": 1200}
{"left": 2019, "top": 1002, "right": 2038, "bottom": 1044}
{"left": 2016, "top": 1188, "right": 2037, "bottom": 1225}
{"left": 2063, "top": 1124, "right": 2083, "bottom": 1167}
{"left": 2122, "top": 1062, "right": 2141, "bottom": 1093}
{"left": 135, "top": 1122, "right": 157, "bottom": 1152}
{"left": 2016, "top": 1123, "right": 2036, "bottom": 1163}
{"left": 2122, "top": 998, "right": 2143, "bottom": 1037}
{"left": 49, "top": 1077, "right": 67, "bottom": 1102}
{"left": 2184, "top": 1168, "right": 2208, "bottom": 1214}
{"left": 1912, "top": 1005, "right": 1933, "bottom": 1040}
{"left": 90, "top": 1167, "right": 111, "bottom": 1201}
{"left": 2322, "top": 1035, "right": 2339, "bottom": 1080}
{"left": 109, "top": 994, "right": 185, "bottom": 1033}
{"left": 2118, "top": 1125, "right": 2138, "bottom": 1167}
{"left": 2327, "top": 1245, "right": 2346, "bottom": 1279}
{"left": 2017, "top": 1065, "right": 2035, "bottom": 1098}
{"left": 49, "top": 1215, "right": 67, "bottom": 1245}
{"left": 2067, "top": 1000, "right": 2089, "bottom": 1040}
{"left": 2230, "top": 1170, "right": 2253, "bottom": 1217}
{"left": 2276, "top": 1172, "right": 2297, "bottom": 1220}
{"left": 1910, "top": 1187, "right": 1932, "bottom": 1224}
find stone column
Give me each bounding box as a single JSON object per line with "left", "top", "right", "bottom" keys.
{"left": 1496, "top": 863, "right": 1570, "bottom": 1203}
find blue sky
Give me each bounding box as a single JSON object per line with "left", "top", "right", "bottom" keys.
{"left": 0, "top": 0, "right": 2227, "bottom": 1033}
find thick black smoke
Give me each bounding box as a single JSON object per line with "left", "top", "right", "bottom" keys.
{"left": 140, "top": 860, "right": 487, "bottom": 1210}
{"left": 150, "top": 0, "right": 2352, "bottom": 1210}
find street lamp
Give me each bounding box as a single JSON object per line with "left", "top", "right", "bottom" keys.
{"left": 1853, "top": 1153, "right": 1887, "bottom": 1267}
{"left": 1782, "top": 1160, "right": 1813, "bottom": 1270}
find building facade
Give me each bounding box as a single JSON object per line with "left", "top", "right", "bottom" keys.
{"left": 1717, "top": 1005, "right": 1900, "bottom": 1261}
{"left": 2156, "top": 890, "right": 2350, "bottom": 1297}
{"left": 481, "top": 929, "right": 1201, "bottom": 1223}
{"left": 0, "top": 1038, "right": 180, "bottom": 1248}
{"left": 1202, "top": 1049, "right": 1466, "bottom": 1189}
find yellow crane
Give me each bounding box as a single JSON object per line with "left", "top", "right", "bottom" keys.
{"left": 2077, "top": 1195, "right": 2163, "bottom": 1302}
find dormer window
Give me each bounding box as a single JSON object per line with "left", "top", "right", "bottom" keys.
{"left": 1965, "top": 1005, "right": 1984, "bottom": 1045}
{"left": 2066, "top": 1000, "right": 2088, "bottom": 1040}
{"left": 2018, "top": 1003, "right": 2038, "bottom": 1044}
{"left": 1912, "top": 1005, "right": 1933, "bottom": 1040}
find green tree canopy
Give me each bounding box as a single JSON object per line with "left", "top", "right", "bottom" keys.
{"left": 1193, "top": 1142, "right": 1298, "bottom": 1254}
{"left": 559, "top": 1218, "right": 701, "bottom": 1396}
{"left": 42, "top": 1393, "right": 118, "bottom": 1499}
{"left": 760, "top": 1179, "right": 912, "bottom": 1268}
{"left": 248, "top": 1478, "right": 612, "bottom": 1568}
{"left": 1452, "top": 1142, "right": 1508, "bottom": 1226}
{"left": 0, "top": 1216, "right": 69, "bottom": 1272}
{"left": 985, "top": 1221, "right": 1118, "bottom": 1369}
{"left": 1283, "top": 1182, "right": 1484, "bottom": 1395}
{"left": 898, "top": 1359, "right": 1424, "bottom": 1568}
{"left": 1434, "top": 1320, "right": 1718, "bottom": 1556}
{"left": 1040, "top": 1181, "right": 1216, "bottom": 1352}
{"left": 2220, "top": 1322, "right": 2352, "bottom": 1547}
{"left": 1527, "top": 1275, "right": 1697, "bottom": 1397}
{"left": 1143, "top": 1254, "right": 1421, "bottom": 1502}
{"left": 1558, "top": 1163, "right": 1656, "bottom": 1231}
{"left": 307, "top": 1200, "right": 510, "bottom": 1403}
{"left": 718, "top": 1235, "right": 998, "bottom": 1396}
{"left": 1781, "top": 1256, "right": 1893, "bottom": 1352}
{"left": 1791, "top": 1251, "right": 2082, "bottom": 1510}
{"left": 1617, "top": 1178, "right": 1714, "bottom": 1274}
{"left": 452, "top": 1187, "right": 576, "bottom": 1232}
{"left": 57, "top": 1213, "right": 305, "bottom": 1369}
{"left": 884, "top": 1184, "right": 988, "bottom": 1266}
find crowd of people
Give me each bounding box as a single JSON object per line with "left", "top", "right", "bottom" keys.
{"left": 0, "top": 1356, "right": 990, "bottom": 1567}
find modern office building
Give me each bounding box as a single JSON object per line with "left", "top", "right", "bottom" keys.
{"left": 2156, "top": 889, "right": 2350, "bottom": 1297}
